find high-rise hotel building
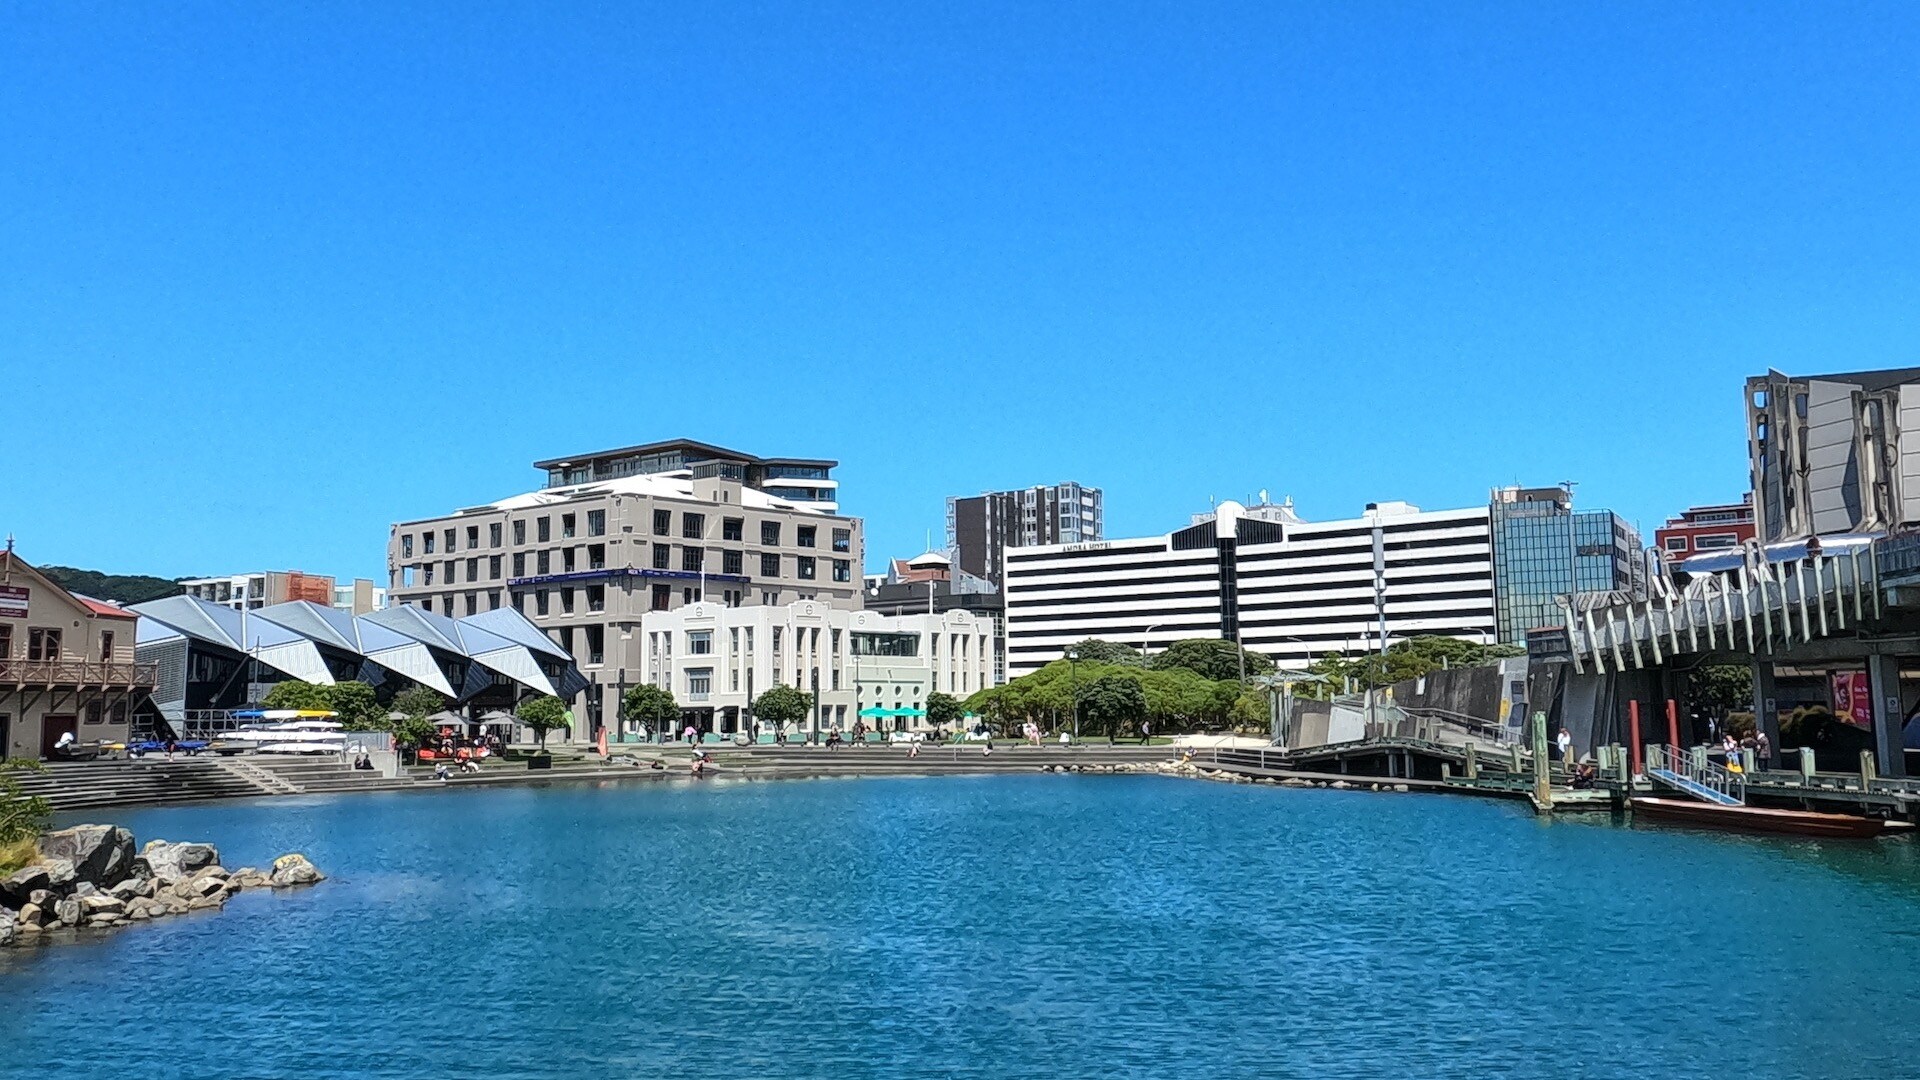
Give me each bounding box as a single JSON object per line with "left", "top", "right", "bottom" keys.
{"left": 1003, "top": 497, "right": 1506, "bottom": 676}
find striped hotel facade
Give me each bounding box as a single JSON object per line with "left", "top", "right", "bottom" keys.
{"left": 1003, "top": 502, "right": 1497, "bottom": 676}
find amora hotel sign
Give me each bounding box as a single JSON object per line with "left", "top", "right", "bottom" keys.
{"left": 0, "top": 584, "right": 28, "bottom": 619}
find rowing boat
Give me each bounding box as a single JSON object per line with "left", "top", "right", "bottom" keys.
{"left": 1632, "top": 797, "right": 1896, "bottom": 838}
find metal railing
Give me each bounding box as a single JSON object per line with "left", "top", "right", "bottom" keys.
{"left": 1645, "top": 744, "right": 1746, "bottom": 804}
{"left": 0, "top": 658, "right": 158, "bottom": 687}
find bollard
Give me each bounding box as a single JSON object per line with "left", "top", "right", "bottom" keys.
{"left": 1464, "top": 742, "right": 1478, "bottom": 780}
{"left": 1861, "top": 750, "right": 1877, "bottom": 792}
{"left": 1798, "top": 746, "right": 1815, "bottom": 783}
{"left": 1441, "top": 763, "right": 1451, "bottom": 781}
{"left": 1628, "top": 700, "right": 1644, "bottom": 778}
{"left": 1510, "top": 743, "right": 1522, "bottom": 774}
{"left": 1531, "top": 711, "right": 1553, "bottom": 812}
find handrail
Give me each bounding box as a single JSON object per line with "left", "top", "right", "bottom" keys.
{"left": 0, "top": 658, "right": 159, "bottom": 686}
{"left": 1646, "top": 743, "right": 1746, "bottom": 804}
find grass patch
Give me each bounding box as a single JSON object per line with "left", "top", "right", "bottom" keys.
{"left": 0, "top": 835, "right": 39, "bottom": 876}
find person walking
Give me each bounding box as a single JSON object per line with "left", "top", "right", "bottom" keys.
{"left": 1139, "top": 719, "right": 1151, "bottom": 745}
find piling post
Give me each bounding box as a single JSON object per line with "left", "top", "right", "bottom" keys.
{"left": 1628, "top": 700, "right": 1643, "bottom": 778}
{"left": 1665, "top": 698, "right": 1681, "bottom": 755}
{"left": 1861, "top": 750, "right": 1877, "bottom": 792}
{"left": 1532, "top": 711, "right": 1553, "bottom": 812}
{"left": 1798, "top": 746, "right": 1815, "bottom": 783}
{"left": 1464, "top": 741, "right": 1478, "bottom": 780}
{"left": 1509, "top": 743, "right": 1522, "bottom": 774}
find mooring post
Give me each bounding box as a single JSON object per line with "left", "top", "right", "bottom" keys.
{"left": 1627, "top": 700, "right": 1643, "bottom": 778}
{"left": 1799, "top": 746, "right": 1815, "bottom": 784}
{"left": 1510, "top": 743, "right": 1522, "bottom": 774}
{"left": 1665, "top": 698, "right": 1681, "bottom": 755}
{"left": 1464, "top": 741, "right": 1478, "bottom": 780}
{"left": 1532, "top": 711, "right": 1553, "bottom": 812}
{"left": 1861, "top": 750, "right": 1877, "bottom": 792}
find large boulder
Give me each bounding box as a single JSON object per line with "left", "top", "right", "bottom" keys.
{"left": 269, "top": 853, "right": 323, "bottom": 888}
{"left": 135, "top": 841, "right": 220, "bottom": 884}
{"left": 52, "top": 898, "right": 80, "bottom": 927}
{"left": 0, "top": 915, "right": 13, "bottom": 947}
{"left": 0, "top": 865, "right": 51, "bottom": 907}
{"left": 15, "top": 902, "right": 45, "bottom": 927}
{"left": 39, "top": 826, "right": 136, "bottom": 889}
{"left": 77, "top": 894, "right": 124, "bottom": 918}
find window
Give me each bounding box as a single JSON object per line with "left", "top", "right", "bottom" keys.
{"left": 561, "top": 513, "right": 576, "bottom": 539}
{"left": 100, "top": 630, "right": 115, "bottom": 661}
{"left": 490, "top": 523, "right": 502, "bottom": 547}
{"left": 797, "top": 556, "right": 816, "bottom": 580}
{"left": 587, "top": 584, "right": 605, "bottom": 612}
{"left": 563, "top": 548, "right": 577, "bottom": 573}
{"left": 513, "top": 553, "right": 526, "bottom": 577}
{"left": 588, "top": 509, "right": 606, "bottom": 537}
{"left": 683, "top": 512, "right": 706, "bottom": 539}
{"left": 401, "top": 534, "right": 414, "bottom": 558}
{"left": 832, "top": 528, "right": 851, "bottom": 553}
{"left": 444, "top": 528, "right": 456, "bottom": 551}
{"left": 537, "top": 517, "right": 551, "bottom": 542}
{"left": 488, "top": 590, "right": 501, "bottom": 610}
{"left": 561, "top": 587, "right": 575, "bottom": 614}
{"left": 722, "top": 517, "right": 743, "bottom": 541}
{"left": 490, "top": 555, "right": 502, "bottom": 580}
{"left": 467, "top": 557, "right": 479, "bottom": 581}
{"left": 797, "top": 525, "right": 816, "bottom": 548}
{"left": 723, "top": 550, "right": 743, "bottom": 575}
{"left": 586, "top": 625, "right": 605, "bottom": 665}
{"left": 688, "top": 630, "right": 713, "bottom": 655}
{"left": 424, "top": 533, "right": 436, "bottom": 555}
{"left": 1663, "top": 536, "right": 1688, "bottom": 552}
{"left": 467, "top": 525, "right": 480, "bottom": 549}
{"left": 514, "top": 592, "right": 526, "bottom": 613}
{"left": 536, "top": 590, "right": 550, "bottom": 616}
{"left": 85, "top": 700, "right": 104, "bottom": 725}
{"left": 682, "top": 547, "right": 705, "bottom": 572}
{"left": 653, "top": 545, "right": 672, "bottom": 570}
{"left": 0, "top": 625, "right": 11, "bottom": 658}
{"left": 424, "top": 566, "right": 435, "bottom": 586}
{"left": 589, "top": 543, "right": 606, "bottom": 569}
{"left": 465, "top": 593, "right": 478, "bottom": 616}
{"left": 761, "top": 590, "right": 779, "bottom": 605}
{"left": 1694, "top": 534, "right": 1738, "bottom": 551}
{"left": 687, "top": 669, "right": 712, "bottom": 699}
{"left": 653, "top": 509, "right": 672, "bottom": 535}
{"left": 833, "top": 559, "right": 850, "bottom": 582}
{"left": 761, "top": 521, "right": 780, "bottom": 546}
{"left": 111, "top": 700, "right": 128, "bottom": 727}
{"left": 514, "top": 520, "right": 526, "bottom": 545}
{"left": 445, "top": 560, "right": 456, "bottom": 583}
{"left": 761, "top": 553, "right": 781, "bottom": 577}
{"left": 537, "top": 551, "right": 551, "bottom": 575}
{"left": 651, "top": 584, "right": 672, "bottom": 611}
{"left": 557, "top": 627, "right": 574, "bottom": 655}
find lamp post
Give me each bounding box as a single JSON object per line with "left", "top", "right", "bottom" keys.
{"left": 1139, "top": 623, "right": 1165, "bottom": 660}
{"left": 1065, "top": 646, "right": 1081, "bottom": 739}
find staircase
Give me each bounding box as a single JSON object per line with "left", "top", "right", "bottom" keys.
{"left": 246, "top": 757, "right": 420, "bottom": 795}
{"left": 1645, "top": 745, "right": 1744, "bottom": 805}
{"left": 6, "top": 758, "right": 278, "bottom": 812}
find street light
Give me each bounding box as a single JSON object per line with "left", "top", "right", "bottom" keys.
{"left": 1065, "top": 647, "right": 1081, "bottom": 739}
{"left": 1139, "top": 623, "right": 1165, "bottom": 660}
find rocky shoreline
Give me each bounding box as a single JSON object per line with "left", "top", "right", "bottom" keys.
{"left": 0, "top": 825, "right": 324, "bottom": 947}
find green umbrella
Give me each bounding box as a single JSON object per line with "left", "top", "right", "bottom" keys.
{"left": 857, "top": 707, "right": 891, "bottom": 718}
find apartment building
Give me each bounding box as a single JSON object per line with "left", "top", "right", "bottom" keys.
{"left": 388, "top": 442, "right": 863, "bottom": 743}
{"left": 536, "top": 438, "right": 840, "bottom": 513}
{"left": 636, "top": 600, "right": 992, "bottom": 740}
{"left": 947, "top": 482, "right": 1102, "bottom": 586}
{"left": 1003, "top": 498, "right": 1500, "bottom": 676}
{"left": 1653, "top": 495, "right": 1756, "bottom": 561}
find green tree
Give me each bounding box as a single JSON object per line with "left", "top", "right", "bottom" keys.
{"left": 324, "top": 681, "right": 388, "bottom": 731}
{"left": 622, "top": 684, "right": 681, "bottom": 735}
{"left": 753, "top": 685, "right": 813, "bottom": 731}
{"left": 1066, "top": 639, "right": 1144, "bottom": 666}
{"left": 261, "top": 680, "right": 332, "bottom": 711}
{"left": 1080, "top": 675, "right": 1147, "bottom": 739}
{"left": 1688, "top": 664, "right": 1751, "bottom": 722}
{"left": 391, "top": 686, "right": 448, "bottom": 724}
{"left": 516, "top": 695, "right": 571, "bottom": 749}
{"left": 1150, "top": 638, "right": 1274, "bottom": 682}
{"left": 924, "top": 691, "right": 963, "bottom": 731}
{"left": 1230, "top": 691, "right": 1271, "bottom": 732}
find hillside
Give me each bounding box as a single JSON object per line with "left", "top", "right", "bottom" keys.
{"left": 38, "top": 566, "right": 185, "bottom": 605}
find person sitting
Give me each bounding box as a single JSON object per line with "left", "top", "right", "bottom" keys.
{"left": 353, "top": 753, "right": 375, "bottom": 771}
{"left": 459, "top": 758, "right": 481, "bottom": 774}
{"left": 433, "top": 762, "right": 451, "bottom": 781}
{"left": 1571, "top": 762, "right": 1597, "bottom": 789}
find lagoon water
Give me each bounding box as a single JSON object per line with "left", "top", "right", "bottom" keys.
{"left": 5, "top": 774, "right": 1920, "bottom": 1078}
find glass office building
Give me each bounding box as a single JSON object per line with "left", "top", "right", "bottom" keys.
{"left": 1490, "top": 487, "right": 1645, "bottom": 643}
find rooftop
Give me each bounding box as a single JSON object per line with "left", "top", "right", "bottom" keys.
{"left": 532, "top": 438, "right": 835, "bottom": 472}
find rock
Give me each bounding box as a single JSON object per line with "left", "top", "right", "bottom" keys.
{"left": 27, "top": 889, "right": 51, "bottom": 908}
{"left": 16, "top": 902, "right": 45, "bottom": 927}
{"left": 77, "top": 894, "right": 124, "bottom": 917}
{"left": 39, "top": 826, "right": 137, "bottom": 889}
{"left": 187, "top": 895, "right": 223, "bottom": 911}
{"left": 52, "top": 899, "right": 80, "bottom": 927}
{"left": 127, "top": 906, "right": 151, "bottom": 921}
{"left": 135, "top": 841, "right": 220, "bottom": 883}
{"left": 183, "top": 877, "right": 227, "bottom": 900}
{"left": 72, "top": 881, "right": 98, "bottom": 898}
{"left": 88, "top": 914, "right": 123, "bottom": 928}
{"left": 38, "top": 859, "right": 77, "bottom": 892}
{"left": 0, "top": 865, "right": 52, "bottom": 907}
{"left": 0, "top": 918, "right": 13, "bottom": 947}
{"left": 269, "top": 854, "right": 323, "bottom": 888}
{"left": 1330, "top": 780, "right": 1350, "bottom": 790}
{"left": 161, "top": 900, "right": 188, "bottom": 917}
{"left": 228, "top": 868, "right": 271, "bottom": 890}
{"left": 193, "top": 865, "right": 230, "bottom": 881}
{"left": 108, "top": 878, "right": 154, "bottom": 901}
{"left": 1394, "top": 784, "right": 1410, "bottom": 793}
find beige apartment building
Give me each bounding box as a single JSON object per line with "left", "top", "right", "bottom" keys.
{"left": 0, "top": 548, "right": 157, "bottom": 759}
{"left": 388, "top": 440, "right": 863, "bottom": 742}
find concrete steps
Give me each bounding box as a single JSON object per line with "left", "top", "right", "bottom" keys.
{"left": 7, "top": 759, "right": 274, "bottom": 812}
{"left": 247, "top": 758, "right": 421, "bottom": 795}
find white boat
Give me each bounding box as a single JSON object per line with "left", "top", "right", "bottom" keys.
{"left": 256, "top": 740, "right": 345, "bottom": 755}
{"left": 269, "top": 719, "right": 345, "bottom": 731}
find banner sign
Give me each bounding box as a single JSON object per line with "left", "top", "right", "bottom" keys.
{"left": 0, "top": 585, "right": 27, "bottom": 618}
{"left": 1831, "top": 672, "right": 1874, "bottom": 729}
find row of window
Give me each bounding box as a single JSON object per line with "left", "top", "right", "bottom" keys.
{"left": 400, "top": 510, "right": 857, "bottom": 560}
{"left": 0, "top": 626, "right": 118, "bottom": 662}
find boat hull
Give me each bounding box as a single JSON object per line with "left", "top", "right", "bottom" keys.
{"left": 1633, "top": 797, "right": 1891, "bottom": 838}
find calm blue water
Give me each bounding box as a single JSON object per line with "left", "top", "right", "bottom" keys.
{"left": 5, "top": 775, "right": 1920, "bottom": 1078}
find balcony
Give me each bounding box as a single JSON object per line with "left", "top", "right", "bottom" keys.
{"left": 0, "top": 659, "right": 159, "bottom": 689}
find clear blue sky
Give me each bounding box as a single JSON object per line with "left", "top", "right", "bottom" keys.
{"left": 5, "top": 3, "right": 1920, "bottom": 582}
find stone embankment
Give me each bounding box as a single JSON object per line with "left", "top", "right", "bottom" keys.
{"left": 1041, "top": 758, "right": 1413, "bottom": 793}
{"left": 0, "top": 825, "right": 323, "bottom": 947}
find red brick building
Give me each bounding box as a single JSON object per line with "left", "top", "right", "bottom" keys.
{"left": 1654, "top": 495, "right": 1757, "bottom": 561}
